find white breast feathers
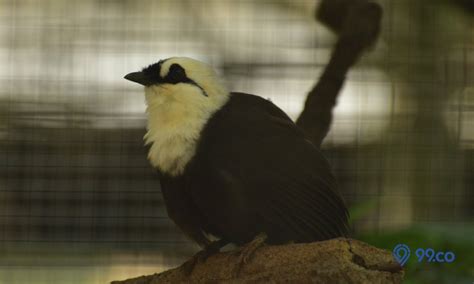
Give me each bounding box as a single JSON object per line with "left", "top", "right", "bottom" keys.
{"left": 144, "top": 81, "right": 229, "bottom": 176}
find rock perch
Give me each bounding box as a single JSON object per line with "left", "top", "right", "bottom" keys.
{"left": 112, "top": 238, "right": 403, "bottom": 284}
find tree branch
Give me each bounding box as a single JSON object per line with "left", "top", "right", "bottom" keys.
{"left": 296, "top": 0, "right": 382, "bottom": 147}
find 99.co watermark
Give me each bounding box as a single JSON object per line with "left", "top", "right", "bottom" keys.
{"left": 392, "top": 243, "right": 456, "bottom": 266}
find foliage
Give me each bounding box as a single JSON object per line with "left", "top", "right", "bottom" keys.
{"left": 356, "top": 224, "right": 474, "bottom": 284}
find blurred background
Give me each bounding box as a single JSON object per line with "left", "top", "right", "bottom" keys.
{"left": 0, "top": 0, "right": 473, "bottom": 283}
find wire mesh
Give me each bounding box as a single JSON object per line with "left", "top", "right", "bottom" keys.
{"left": 0, "top": 0, "right": 473, "bottom": 283}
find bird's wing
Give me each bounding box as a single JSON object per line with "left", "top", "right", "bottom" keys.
{"left": 186, "top": 92, "right": 349, "bottom": 244}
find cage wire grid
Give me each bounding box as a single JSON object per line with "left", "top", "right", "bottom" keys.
{"left": 0, "top": 0, "right": 473, "bottom": 283}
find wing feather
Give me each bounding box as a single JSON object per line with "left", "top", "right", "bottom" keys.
{"left": 187, "top": 93, "right": 349, "bottom": 245}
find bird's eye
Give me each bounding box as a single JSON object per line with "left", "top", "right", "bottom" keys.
{"left": 166, "top": 64, "right": 187, "bottom": 84}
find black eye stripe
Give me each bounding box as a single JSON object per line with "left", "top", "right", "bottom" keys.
{"left": 185, "top": 79, "right": 209, "bottom": 97}
{"left": 142, "top": 62, "right": 189, "bottom": 85}
{"left": 163, "top": 64, "right": 208, "bottom": 96}
{"left": 165, "top": 63, "right": 187, "bottom": 83}
{"left": 141, "top": 61, "right": 164, "bottom": 85}
{"left": 141, "top": 60, "right": 208, "bottom": 97}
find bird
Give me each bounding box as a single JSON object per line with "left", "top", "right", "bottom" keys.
{"left": 124, "top": 57, "right": 349, "bottom": 264}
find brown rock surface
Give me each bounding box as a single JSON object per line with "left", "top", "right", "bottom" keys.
{"left": 111, "top": 238, "right": 403, "bottom": 284}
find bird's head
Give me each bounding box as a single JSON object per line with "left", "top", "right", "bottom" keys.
{"left": 125, "top": 57, "right": 229, "bottom": 112}
{"left": 125, "top": 57, "right": 230, "bottom": 174}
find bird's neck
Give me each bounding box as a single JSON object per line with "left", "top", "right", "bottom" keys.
{"left": 144, "top": 91, "right": 229, "bottom": 176}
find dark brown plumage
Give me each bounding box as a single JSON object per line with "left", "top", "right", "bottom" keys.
{"left": 159, "top": 92, "right": 349, "bottom": 247}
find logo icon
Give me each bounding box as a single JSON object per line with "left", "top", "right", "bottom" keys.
{"left": 393, "top": 244, "right": 411, "bottom": 266}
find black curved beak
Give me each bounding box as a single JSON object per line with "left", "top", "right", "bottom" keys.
{"left": 124, "top": 71, "right": 150, "bottom": 86}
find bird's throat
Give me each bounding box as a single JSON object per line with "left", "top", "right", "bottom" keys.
{"left": 144, "top": 92, "right": 229, "bottom": 176}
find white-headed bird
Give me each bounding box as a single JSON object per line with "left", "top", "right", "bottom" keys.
{"left": 125, "top": 57, "right": 349, "bottom": 256}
